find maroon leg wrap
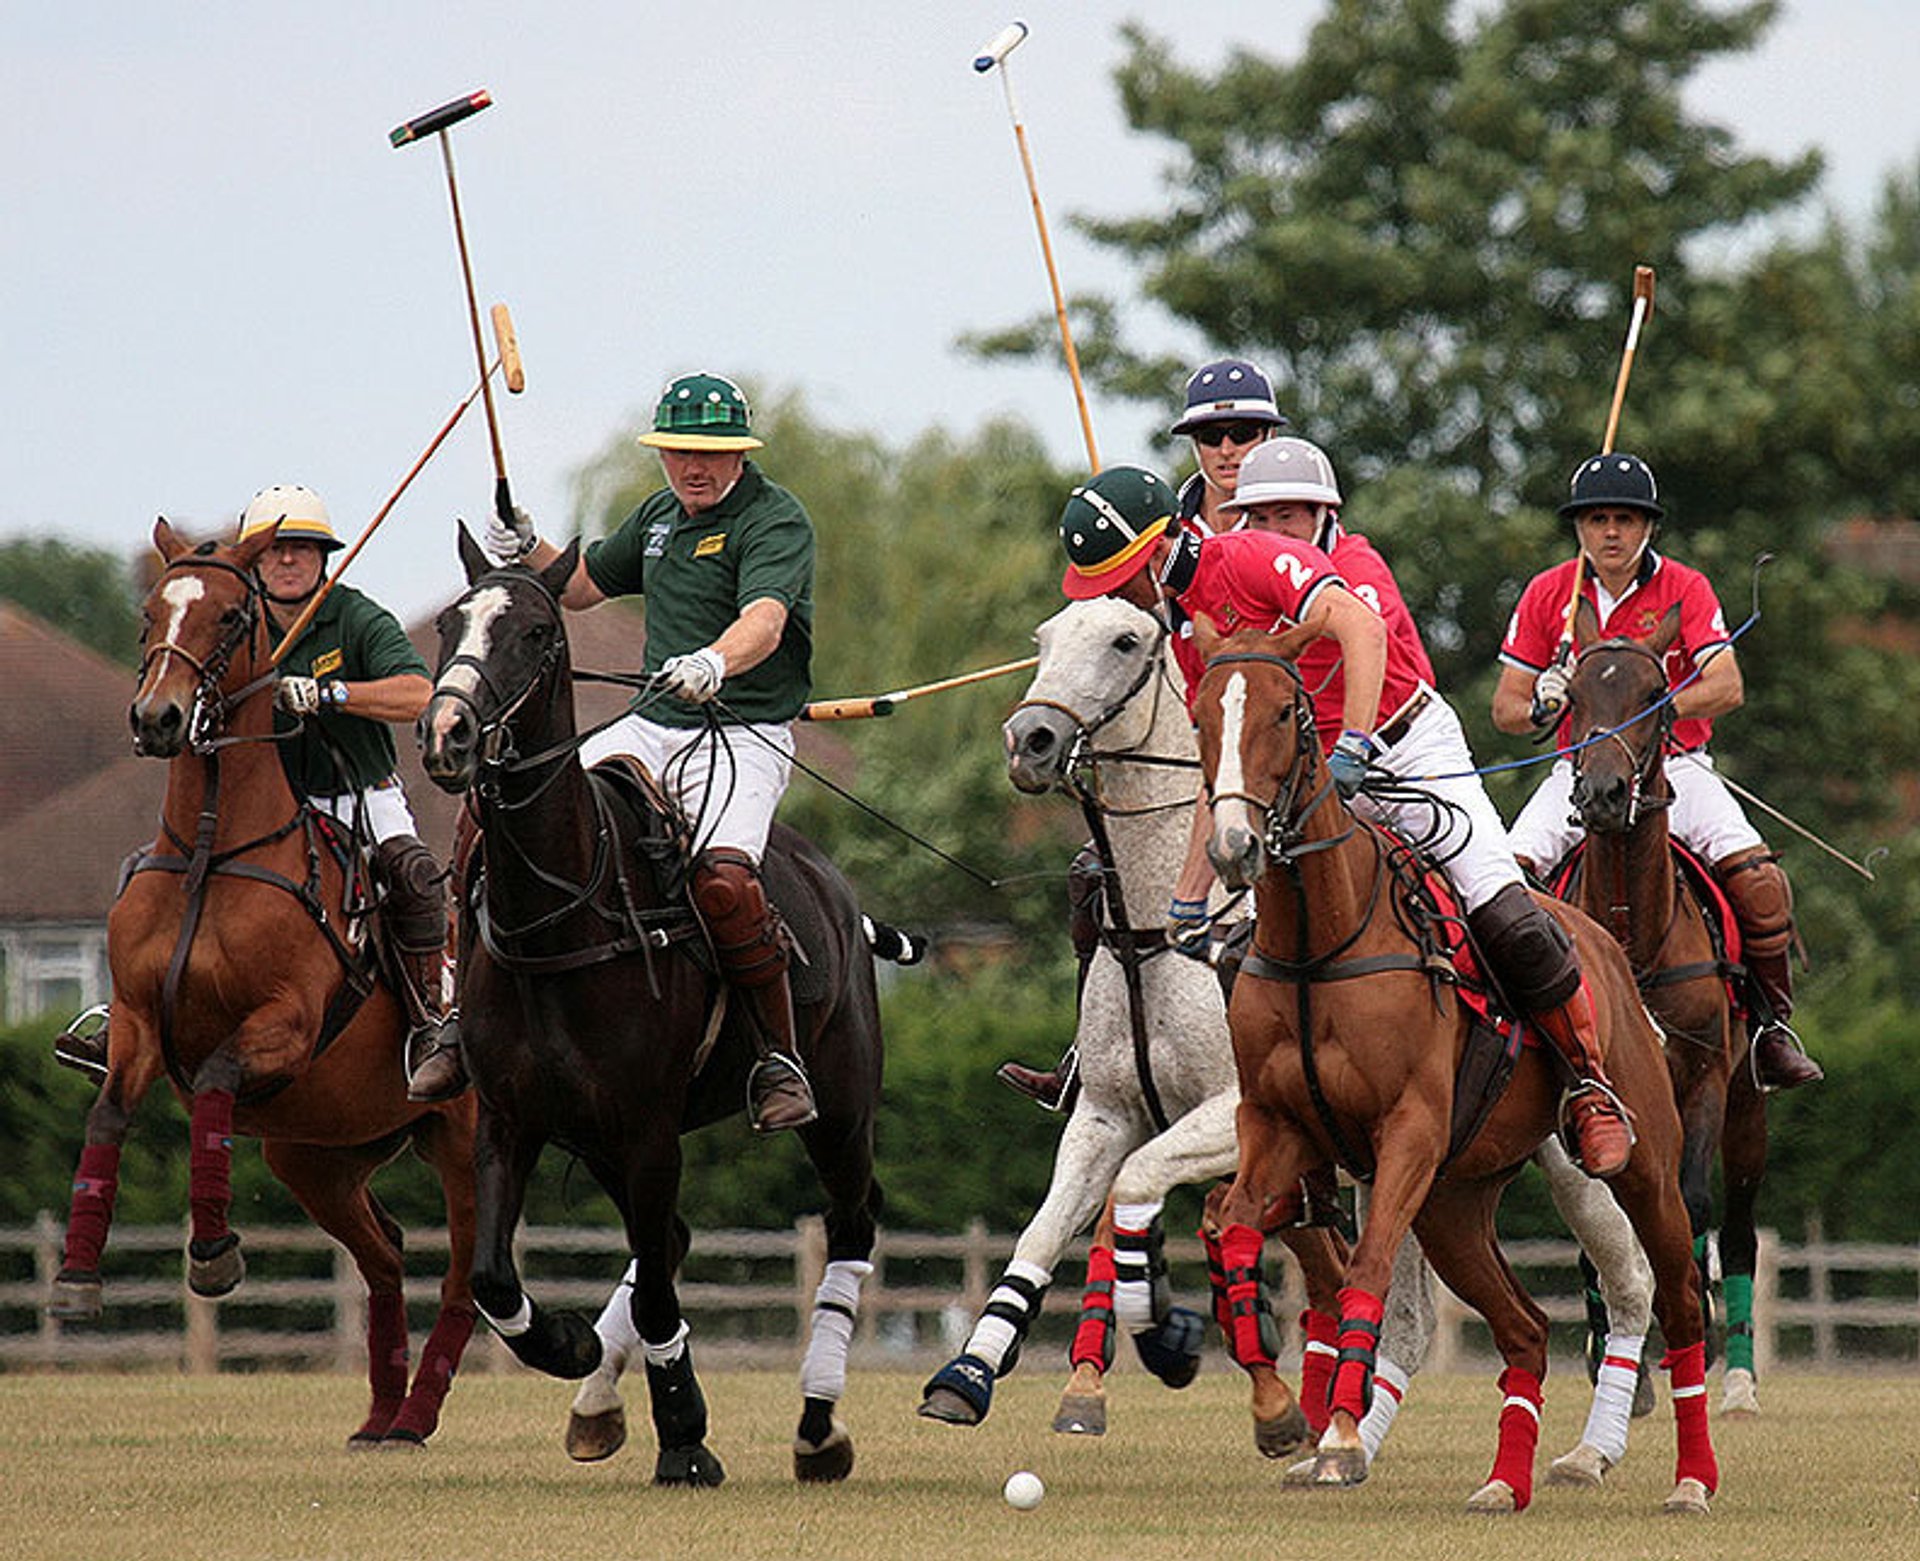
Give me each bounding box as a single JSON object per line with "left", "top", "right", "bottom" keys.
{"left": 356, "top": 1290, "right": 411, "bottom": 1439}
{"left": 1299, "top": 1308, "right": 1339, "bottom": 1435}
{"left": 62, "top": 1142, "right": 122, "bottom": 1274}
{"left": 1328, "top": 1286, "right": 1385, "bottom": 1422}
{"left": 1069, "top": 1246, "right": 1118, "bottom": 1372}
{"left": 187, "top": 1090, "right": 236, "bottom": 1245}
{"left": 389, "top": 1306, "right": 479, "bottom": 1442}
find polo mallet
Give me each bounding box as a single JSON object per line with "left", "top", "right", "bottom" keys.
{"left": 973, "top": 21, "right": 1101, "bottom": 471}
{"left": 1556, "top": 264, "right": 1657, "bottom": 658}
{"left": 269, "top": 304, "right": 524, "bottom": 666}
{"left": 801, "top": 655, "right": 1039, "bottom": 721}
{"left": 390, "top": 90, "right": 519, "bottom": 531}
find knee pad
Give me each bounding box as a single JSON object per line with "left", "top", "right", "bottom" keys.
{"left": 373, "top": 835, "right": 448, "bottom": 949}
{"left": 692, "top": 848, "right": 760, "bottom": 923}
{"left": 1469, "top": 882, "right": 1580, "bottom": 1011}
{"left": 1717, "top": 849, "right": 1792, "bottom": 955}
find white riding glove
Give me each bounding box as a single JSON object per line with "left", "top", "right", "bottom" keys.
{"left": 276, "top": 675, "right": 323, "bottom": 716}
{"left": 659, "top": 647, "right": 727, "bottom": 703}
{"left": 1530, "top": 663, "right": 1573, "bottom": 727}
{"left": 483, "top": 507, "right": 538, "bottom": 565}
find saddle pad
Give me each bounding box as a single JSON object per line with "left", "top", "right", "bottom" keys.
{"left": 762, "top": 828, "right": 838, "bottom": 1012}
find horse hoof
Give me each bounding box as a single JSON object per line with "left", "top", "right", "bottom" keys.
{"left": 1545, "top": 1441, "right": 1612, "bottom": 1487}
{"left": 1720, "top": 1367, "right": 1759, "bottom": 1417}
{"left": 793, "top": 1420, "right": 854, "bottom": 1483}
{"left": 1465, "top": 1477, "right": 1519, "bottom": 1513}
{"left": 566, "top": 1407, "right": 628, "bottom": 1463}
{"left": 1052, "top": 1393, "right": 1106, "bottom": 1436}
{"left": 1311, "top": 1445, "right": 1369, "bottom": 1486}
{"left": 654, "top": 1443, "right": 725, "bottom": 1488}
{"left": 1132, "top": 1307, "right": 1205, "bottom": 1389}
{"left": 1663, "top": 1475, "right": 1712, "bottom": 1515}
{"left": 187, "top": 1235, "right": 245, "bottom": 1299}
{"left": 1632, "top": 1357, "right": 1658, "bottom": 1418}
{"left": 1254, "top": 1404, "right": 1312, "bottom": 1459}
{"left": 916, "top": 1388, "right": 983, "bottom": 1427}
{"left": 47, "top": 1270, "right": 103, "bottom": 1322}
{"left": 1281, "top": 1454, "right": 1317, "bottom": 1487}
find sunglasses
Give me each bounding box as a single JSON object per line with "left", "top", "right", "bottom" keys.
{"left": 1191, "top": 421, "right": 1271, "bottom": 448}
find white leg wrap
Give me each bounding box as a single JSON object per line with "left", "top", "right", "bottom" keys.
{"left": 963, "top": 1258, "right": 1051, "bottom": 1372}
{"left": 1580, "top": 1332, "right": 1644, "bottom": 1465}
{"left": 1359, "top": 1356, "right": 1411, "bottom": 1461}
{"left": 800, "top": 1259, "right": 873, "bottom": 1402}
{"left": 641, "top": 1318, "right": 690, "bottom": 1369}
{"left": 1111, "top": 1201, "right": 1164, "bottom": 1331}
{"left": 480, "top": 1295, "right": 532, "bottom": 1338}
{"left": 570, "top": 1263, "right": 640, "bottom": 1417}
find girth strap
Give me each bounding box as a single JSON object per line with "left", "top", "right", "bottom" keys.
{"left": 1077, "top": 792, "right": 1172, "bottom": 1135}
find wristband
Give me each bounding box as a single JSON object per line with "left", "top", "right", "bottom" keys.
{"left": 324, "top": 680, "right": 349, "bottom": 707}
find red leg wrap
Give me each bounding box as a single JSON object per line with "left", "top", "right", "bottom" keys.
{"left": 187, "top": 1089, "right": 236, "bottom": 1244}
{"left": 1069, "top": 1246, "right": 1118, "bottom": 1372}
{"left": 62, "top": 1142, "right": 122, "bottom": 1274}
{"left": 1488, "top": 1365, "right": 1543, "bottom": 1510}
{"left": 1663, "top": 1340, "right": 1719, "bottom": 1494}
{"left": 390, "top": 1306, "right": 479, "bottom": 1441}
{"left": 355, "top": 1290, "right": 410, "bottom": 1439}
{"left": 1201, "top": 1227, "right": 1230, "bottom": 1332}
{"left": 1217, "top": 1224, "right": 1276, "bottom": 1370}
{"left": 1299, "top": 1309, "right": 1338, "bottom": 1435}
{"left": 1328, "top": 1286, "right": 1385, "bottom": 1422}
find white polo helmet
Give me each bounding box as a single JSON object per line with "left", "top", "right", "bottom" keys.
{"left": 238, "top": 484, "right": 342, "bottom": 550}
{"left": 1220, "top": 437, "right": 1343, "bottom": 512}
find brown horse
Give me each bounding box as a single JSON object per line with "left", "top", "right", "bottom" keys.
{"left": 47, "top": 519, "right": 479, "bottom": 1447}
{"left": 1562, "top": 599, "right": 1769, "bottom": 1416}
{"left": 1190, "top": 620, "right": 1716, "bottom": 1515}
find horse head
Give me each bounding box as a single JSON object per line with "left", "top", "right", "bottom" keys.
{"left": 130, "top": 518, "right": 276, "bottom": 758}
{"left": 1566, "top": 598, "right": 1679, "bottom": 834}
{"left": 1003, "top": 597, "right": 1170, "bottom": 794}
{"left": 420, "top": 525, "right": 581, "bottom": 793}
{"left": 1191, "top": 615, "right": 1320, "bottom": 889}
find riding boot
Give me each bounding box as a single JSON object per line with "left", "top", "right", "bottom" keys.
{"left": 373, "top": 835, "right": 466, "bottom": 1104}
{"left": 1717, "top": 847, "right": 1822, "bottom": 1091}
{"left": 53, "top": 1004, "right": 112, "bottom": 1082}
{"left": 692, "top": 848, "right": 817, "bottom": 1133}
{"left": 999, "top": 843, "right": 1102, "bottom": 1109}
{"left": 1469, "top": 881, "right": 1632, "bottom": 1179}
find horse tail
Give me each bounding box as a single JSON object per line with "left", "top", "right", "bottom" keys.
{"left": 861, "top": 915, "right": 926, "bottom": 967}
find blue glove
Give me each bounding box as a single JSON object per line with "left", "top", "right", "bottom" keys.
{"left": 1328, "top": 730, "right": 1377, "bottom": 800}
{"left": 1166, "top": 897, "right": 1210, "bottom": 958}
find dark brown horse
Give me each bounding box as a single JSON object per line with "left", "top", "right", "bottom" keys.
{"left": 418, "top": 531, "right": 890, "bottom": 1487}
{"left": 48, "top": 519, "right": 479, "bottom": 1447}
{"left": 1191, "top": 620, "right": 1717, "bottom": 1515}
{"left": 1562, "top": 599, "right": 1769, "bottom": 1416}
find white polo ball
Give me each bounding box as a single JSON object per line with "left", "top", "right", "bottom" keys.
{"left": 1003, "top": 1470, "right": 1045, "bottom": 1510}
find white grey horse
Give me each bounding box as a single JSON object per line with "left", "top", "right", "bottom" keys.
{"left": 918, "top": 597, "right": 1656, "bottom": 1484}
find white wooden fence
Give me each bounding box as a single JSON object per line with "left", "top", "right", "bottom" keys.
{"left": 2, "top": 1211, "right": 1914, "bottom": 1374}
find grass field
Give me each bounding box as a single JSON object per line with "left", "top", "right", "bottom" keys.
{"left": 5, "top": 1365, "right": 1915, "bottom": 1560}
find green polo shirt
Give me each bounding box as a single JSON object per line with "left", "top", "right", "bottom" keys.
{"left": 268, "top": 583, "right": 428, "bottom": 796}
{"left": 583, "top": 461, "right": 814, "bottom": 728}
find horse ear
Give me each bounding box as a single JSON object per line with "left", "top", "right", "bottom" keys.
{"left": 1645, "top": 603, "right": 1682, "bottom": 656}
{"left": 152, "top": 515, "right": 189, "bottom": 564}
{"left": 1260, "top": 621, "right": 1320, "bottom": 663}
{"left": 231, "top": 519, "right": 281, "bottom": 571}
{"left": 1573, "top": 593, "right": 1601, "bottom": 651}
{"left": 541, "top": 538, "right": 581, "bottom": 598}
{"left": 456, "top": 521, "right": 491, "bottom": 585}
{"left": 1190, "top": 610, "right": 1224, "bottom": 662}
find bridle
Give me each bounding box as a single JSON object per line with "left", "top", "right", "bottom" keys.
{"left": 137, "top": 552, "right": 276, "bottom": 753}
{"left": 1567, "top": 637, "right": 1674, "bottom": 832}
{"left": 1200, "top": 650, "right": 1350, "bottom": 863}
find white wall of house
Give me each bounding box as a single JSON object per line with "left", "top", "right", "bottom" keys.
{"left": 0, "top": 922, "right": 109, "bottom": 1025}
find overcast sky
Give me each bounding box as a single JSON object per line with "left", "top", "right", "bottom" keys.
{"left": 6, "top": 2, "right": 1917, "bottom": 622}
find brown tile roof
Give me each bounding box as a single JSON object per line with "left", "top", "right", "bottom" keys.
{"left": 0, "top": 601, "right": 139, "bottom": 828}
{"left": 0, "top": 755, "right": 164, "bottom": 921}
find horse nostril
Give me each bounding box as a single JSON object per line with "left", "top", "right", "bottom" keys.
{"left": 1024, "top": 727, "right": 1055, "bottom": 758}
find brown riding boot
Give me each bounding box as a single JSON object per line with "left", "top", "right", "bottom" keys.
{"left": 373, "top": 835, "right": 467, "bottom": 1105}
{"left": 1533, "top": 982, "right": 1634, "bottom": 1179}
{"left": 1718, "top": 847, "right": 1823, "bottom": 1091}
{"left": 692, "top": 849, "right": 817, "bottom": 1133}
{"left": 996, "top": 1052, "right": 1077, "bottom": 1110}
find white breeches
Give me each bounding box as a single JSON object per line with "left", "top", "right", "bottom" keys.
{"left": 579, "top": 712, "right": 795, "bottom": 862}
{"left": 309, "top": 780, "right": 419, "bottom": 844}
{"left": 1507, "top": 750, "right": 1764, "bottom": 870}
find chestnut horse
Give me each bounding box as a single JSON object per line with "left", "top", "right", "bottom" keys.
{"left": 48, "top": 519, "right": 479, "bottom": 1447}
{"left": 1561, "top": 599, "right": 1768, "bottom": 1417}
{"left": 1192, "top": 621, "right": 1716, "bottom": 1515}
{"left": 419, "top": 532, "right": 890, "bottom": 1487}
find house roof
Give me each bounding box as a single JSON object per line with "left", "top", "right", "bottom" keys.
{"left": 0, "top": 601, "right": 140, "bottom": 829}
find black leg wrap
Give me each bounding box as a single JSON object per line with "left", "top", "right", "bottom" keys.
{"left": 983, "top": 1271, "right": 1048, "bottom": 1378}
{"left": 1113, "top": 1214, "right": 1172, "bottom": 1322}
{"left": 499, "top": 1303, "right": 603, "bottom": 1380}
{"left": 646, "top": 1346, "right": 724, "bottom": 1486}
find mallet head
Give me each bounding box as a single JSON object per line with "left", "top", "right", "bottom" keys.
{"left": 973, "top": 20, "right": 1029, "bottom": 72}
{"left": 390, "top": 90, "right": 492, "bottom": 148}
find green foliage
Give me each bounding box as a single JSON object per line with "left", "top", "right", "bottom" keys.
{"left": 0, "top": 536, "right": 141, "bottom": 663}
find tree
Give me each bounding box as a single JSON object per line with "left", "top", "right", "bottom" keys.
{"left": 0, "top": 536, "right": 142, "bottom": 663}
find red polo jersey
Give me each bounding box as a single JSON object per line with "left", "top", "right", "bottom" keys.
{"left": 1170, "top": 529, "right": 1428, "bottom": 750}
{"left": 1500, "top": 551, "right": 1732, "bottom": 750}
